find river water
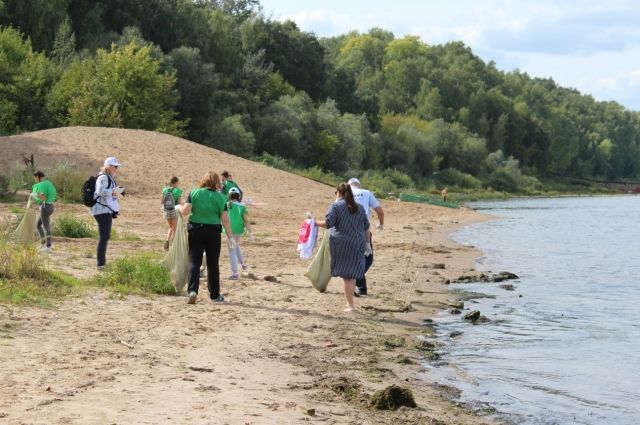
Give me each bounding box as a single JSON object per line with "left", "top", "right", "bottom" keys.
{"left": 431, "top": 196, "right": 640, "bottom": 425}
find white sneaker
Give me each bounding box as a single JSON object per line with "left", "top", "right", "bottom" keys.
{"left": 38, "top": 244, "right": 47, "bottom": 251}
{"left": 187, "top": 291, "right": 197, "bottom": 304}
{"left": 42, "top": 246, "right": 52, "bottom": 253}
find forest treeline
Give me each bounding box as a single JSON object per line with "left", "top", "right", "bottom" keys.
{"left": 1, "top": 0, "right": 639, "bottom": 194}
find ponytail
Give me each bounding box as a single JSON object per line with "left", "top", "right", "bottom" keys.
{"left": 337, "top": 183, "right": 358, "bottom": 214}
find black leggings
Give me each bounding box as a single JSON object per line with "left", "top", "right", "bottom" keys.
{"left": 187, "top": 224, "right": 222, "bottom": 298}
{"left": 37, "top": 203, "right": 54, "bottom": 247}
{"left": 93, "top": 213, "right": 112, "bottom": 267}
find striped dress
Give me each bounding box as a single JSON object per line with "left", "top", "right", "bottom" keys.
{"left": 325, "top": 199, "right": 370, "bottom": 279}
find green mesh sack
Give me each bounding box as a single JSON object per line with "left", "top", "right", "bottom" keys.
{"left": 12, "top": 199, "right": 38, "bottom": 245}
{"left": 160, "top": 213, "right": 189, "bottom": 293}
{"left": 304, "top": 229, "right": 332, "bottom": 292}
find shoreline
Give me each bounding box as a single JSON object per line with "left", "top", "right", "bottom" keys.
{"left": 0, "top": 125, "right": 501, "bottom": 425}
{"left": 0, "top": 198, "right": 497, "bottom": 424}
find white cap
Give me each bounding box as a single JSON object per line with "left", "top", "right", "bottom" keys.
{"left": 104, "top": 157, "right": 122, "bottom": 167}
{"left": 347, "top": 178, "right": 360, "bottom": 185}
{"left": 228, "top": 187, "right": 241, "bottom": 195}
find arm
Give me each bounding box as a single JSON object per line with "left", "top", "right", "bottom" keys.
{"left": 178, "top": 202, "right": 192, "bottom": 216}
{"left": 221, "top": 211, "right": 233, "bottom": 239}
{"left": 316, "top": 203, "right": 337, "bottom": 229}
{"left": 242, "top": 210, "right": 252, "bottom": 233}
{"left": 373, "top": 206, "right": 384, "bottom": 226}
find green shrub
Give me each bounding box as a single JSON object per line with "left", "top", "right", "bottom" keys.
{"left": 0, "top": 242, "right": 80, "bottom": 306}
{"left": 434, "top": 168, "right": 482, "bottom": 189}
{"left": 359, "top": 170, "right": 399, "bottom": 197}
{"left": 383, "top": 168, "right": 414, "bottom": 190}
{"left": 0, "top": 162, "right": 33, "bottom": 201}
{"left": 48, "top": 161, "right": 86, "bottom": 203}
{"left": 93, "top": 253, "right": 174, "bottom": 295}
{"left": 299, "top": 166, "right": 341, "bottom": 186}
{"left": 485, "top": 169, "right": 519, "bottom": 192}
{"left": 254, "top": 153, "right": 295, "bottom": 172}
{"left": 53, "top": 214, "right": 97, "bottom": 238}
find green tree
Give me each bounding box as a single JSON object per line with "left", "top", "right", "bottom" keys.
{"left": 49, "top": 41, "right": 185, "bottom": 135}
{"left": 207, "top": 114, "right": 255, "bottom": 157}
{"left": 165, "top": 46, "right": 218, "bottom": 142}
{"left": 1, "top": 0, "right": 70, "bottom": 51}
{"left": 0, "top": 26, "right": 56, "bottom": 134}
{"left": 51, "top": 16, "right": 76, "bottom": 65}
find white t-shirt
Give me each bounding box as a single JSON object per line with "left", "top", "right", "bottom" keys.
{"left": 351, "top": 187, "right": 380, "bottom": 219}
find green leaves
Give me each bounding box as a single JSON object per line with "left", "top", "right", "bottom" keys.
{"left": 50, "top": 41, "right": 185, "bottom": 135}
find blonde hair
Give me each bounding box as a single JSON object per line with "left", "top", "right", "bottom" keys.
{"left": 199, "top": 171, "right": 221, "bottom": 190}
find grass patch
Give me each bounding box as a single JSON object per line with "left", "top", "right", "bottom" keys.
{"left": 0, "top": 216, "right": 19, "bottom": 239}
{"left": 110, "top": 228, "right": 141, "bottom": 241}
{"left": 53, "top": 214, "right": 97, "bottom": 238}
{"left": 8, "top": 206, "right": 24, "bottom": 214}
{"left": 92, "top": 253, "right": 175, "bottom": 295}
{"left": 0, "top": 242, "right": 81, "bottom": 306}
{"left": 47, "top": 161, "right": 87, "bottom": 204}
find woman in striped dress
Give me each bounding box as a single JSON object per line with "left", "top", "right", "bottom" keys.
{"left": 316, "top": 183, "right": 370, "bottom": 311}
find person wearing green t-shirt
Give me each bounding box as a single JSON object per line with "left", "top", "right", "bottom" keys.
{"left": 177, "top": 171, "right": 234, "bottom": 304}
{"left": 31, "top": 170, "right": 57, "bottom": 252}
{"left": 221, "top": 170, "right": 242, "bottom": 200}
{"left": 226, "top": 188, "right": 254, "bottom": 280}
{"left": 161, "top": 176, "right": 184, "bottom": 251}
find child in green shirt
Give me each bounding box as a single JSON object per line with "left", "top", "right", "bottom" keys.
{"left": 227, "top": 188, "right": 254, "bottom": 279}
{"left": 161, "top": 176, "right": 183, "bottom": 251}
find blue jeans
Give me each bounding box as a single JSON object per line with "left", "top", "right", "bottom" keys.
{"left": 356, "top": 241, "right": 373, "bottom": 294}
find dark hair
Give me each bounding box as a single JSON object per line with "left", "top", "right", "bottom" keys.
{"left": 169, "top": 176, "right": 179, "bottom": 185}
{"left": 337, "top": 183, "right": 358, "bottom": 214}
{"left": 33, "top": 170, "right": 45, "bottom": 178}
{"left": 221, "top": 171, "right": 230, "bottom": 178}
{"left": 229, "top": 192, "right": 241, "bottom": 201}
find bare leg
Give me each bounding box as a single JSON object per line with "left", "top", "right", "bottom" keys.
{"left": 166, "top": 218, "right": 177, "bottom": 242}
{"left": 343, "top": 278, "right": 356, "bottom": 310}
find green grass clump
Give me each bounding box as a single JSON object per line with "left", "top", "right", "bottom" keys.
{"left": 92, "top": 253, "right": 175, "bottom": 295}
{"left": 0, "top": 242, "right": 80, "bottom": 306}
{"left": 53, "top": 214, "right": 97, "bottom": 238}
{"left": 8, "top": 206, "right": 24, "bottom": 214}
{"left": 48, "top": 161, "right": 87, "bottom": 204}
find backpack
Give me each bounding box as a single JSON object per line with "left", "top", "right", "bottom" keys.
{"left": 82, "top": 173, "right": 114, "bottom": 208}
{"left": 82, "top": 176, "right": 98, "bottom": 207}
{"left": 162, "top": 189, "right": 175, "bottom": 210}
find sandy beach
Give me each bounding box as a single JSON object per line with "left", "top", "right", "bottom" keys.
{"left": 0, "top": 127, "right": 494, "bottom": 425}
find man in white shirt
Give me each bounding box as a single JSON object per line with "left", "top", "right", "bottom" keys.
{"left": 348, "top": 178, "right": 384, "bottom": 296}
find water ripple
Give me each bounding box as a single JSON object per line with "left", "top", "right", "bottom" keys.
{"left": 434, "top": 195, "right": 640, "bottom": 424}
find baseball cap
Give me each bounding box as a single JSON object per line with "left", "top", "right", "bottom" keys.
{"left": 347, "top": 178, "right": 360, "bottom": 185}
{"left": 228, "top": 187, "right": 241, "bottom": 195}
{"left": 104, "top": 157, "right": 122, "bottom": 167}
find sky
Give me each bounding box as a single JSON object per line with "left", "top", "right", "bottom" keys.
{"left": 258, "top": 0, "right": 640, "bottom": 111}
